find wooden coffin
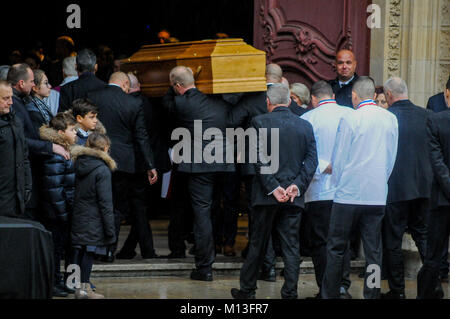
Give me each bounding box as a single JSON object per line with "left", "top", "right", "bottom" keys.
{"left": 120, "top": 38, "right": 267, "bottom": 97}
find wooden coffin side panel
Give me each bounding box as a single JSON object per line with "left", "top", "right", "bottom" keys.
{"left": 120, "top": 39, "right": 267, "bottom": 97}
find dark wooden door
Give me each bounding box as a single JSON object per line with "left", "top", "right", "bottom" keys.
{"left": 254, "top": 0, "right": 371, "bottom": 87}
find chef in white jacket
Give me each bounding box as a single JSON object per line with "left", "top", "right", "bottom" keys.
{"left": 301, "top": 81, "right": 354, "bottom": 299}
{"left": 321, "top": 76, "right": 399, "bottom": 299}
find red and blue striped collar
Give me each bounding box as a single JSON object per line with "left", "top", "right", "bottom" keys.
{"left": 317, "top": 99, "right": 336, "bottom": 107}
{"left": 357, "top": 99, "right": 377, "bottom": 109}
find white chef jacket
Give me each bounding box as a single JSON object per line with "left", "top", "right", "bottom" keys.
{"left": 331, "top": 100, "right": 399, "bottom": 206}
{"left": 301, "top": 99, "right": 354, "bottom": 203}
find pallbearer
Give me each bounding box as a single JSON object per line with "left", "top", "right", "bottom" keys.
{"left": 321, "top": 76, "right": 399, "bottom": 299}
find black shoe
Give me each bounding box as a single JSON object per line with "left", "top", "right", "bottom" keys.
{"left": 190, "top": 269, "right": 213, "bottom": 282}
{"left": 166, "top": 252, "right": 186, "bottom": 258}
{"left": 339, "top": 287, "right": 352, "bottom": 299}
{"left": 116, "top": 250, "right": 137, "bottom": 260}
{"left": 142, "top": 253, "right": 159, "bottom": 259}
{"left": 231, "top": 288, "right": 255, "bottom": 299}
{"left": 60, "top": 283, "right": 76, "bottom": 294}
{"left": 100, "top": 251, "right": 115, "bottom": 262}
{"left": 258, "top": 267, "right": 276, "bottom": 282}
{"left": 380, "top": 290, "right": 406, "bottom": 299}
{"left": 53, "top": 286, "right": 68, "bottom": 298}
{"left": 57, "top": 279, "right": 76, "bottom": 294}
{"left": 441, "top": 275, "right": 449, "bottom": 283}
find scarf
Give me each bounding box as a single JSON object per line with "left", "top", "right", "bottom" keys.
{"left": 30, "top": 96, "right": 52, "bottom": 124}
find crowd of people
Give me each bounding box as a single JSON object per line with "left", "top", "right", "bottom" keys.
{"left": 1, "top": 37, "right": 450, "bottom": 300}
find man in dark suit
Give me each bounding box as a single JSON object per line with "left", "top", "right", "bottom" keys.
{"left": 8, "top": 63, "right": 69, "bottom": 222}
{"left": 328, "top": 50, "right": 360, "bottom": 108}
{"left": 426, "top": 76, "right": 450, "bottom": 282}
{"left": 87, "top": 72, "right": 158, "bottom": 262}
{"left": 231, "top": 83, "right": 318, "bottom": 299}
{"left": 417, "top": 77, "right": 450, "bottom": 299}
{"left": 162, "top": 66, "right": 235, "bottom": 281}
{"left": 381, "top": 77, "right": 433, "bottom": 299}
{"left": 427, "top": 88, "right": 447, "bottom": 113}
{"left": 59, "top": 49, "right": 107, "bottom": 112}
{"left": 226, "top": 89, "right": 277, "bottom": 279}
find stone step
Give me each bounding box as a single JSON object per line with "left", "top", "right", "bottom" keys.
{"left": 86, "top": 259, "right": 366, "bottom": 278}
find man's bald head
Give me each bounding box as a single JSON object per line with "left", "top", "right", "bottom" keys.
{"left": 109, "top": 72, "right": 130, "bottom": 93}
{"left": 127, "top": 72, "right": 140, "bottom": 94}
{"left": 335, "top": 49, "right": 357, "bottom": 82}
{"left": 266, "top": 63, "right": 283, "bottom": 84}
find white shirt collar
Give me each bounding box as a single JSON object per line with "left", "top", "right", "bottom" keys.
{"left": 339, "top": 75, "right": 355, "bottom": 87}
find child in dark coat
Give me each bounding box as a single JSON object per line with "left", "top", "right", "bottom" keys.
{"left": 70, "top": 132, "right": 116, "bottom": 299}
{"left": 39, "top": 111, "right": 77, "bottom": 297}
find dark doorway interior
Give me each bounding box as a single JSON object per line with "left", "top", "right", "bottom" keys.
{"left": 1, "top": 0, "right": 254, "bottom": 66}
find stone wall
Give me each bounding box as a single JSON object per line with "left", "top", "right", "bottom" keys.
{"left": 370, "top": 0, "right": 450, "bottom": 107}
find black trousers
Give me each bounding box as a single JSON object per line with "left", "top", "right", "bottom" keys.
{"left": 43, "top": 218, "right": 69, "bottom": 284}
{"left": 212, "top": 172, "right": 240, "bottom": 247}
{"left": 112, "top": 171, "right": 155, "bottom": 257}
{"left": 168, "top": 171, "right": 193, "bottom": 254}
{"left": 383, "top": 198, "right": 428, "bottom": 293}
{"left": 240, "top": 205, "right": 302, "bottom": 299}
{"left": 188, "top": 173, "right": 223, "bottom": 272}
{"left": 305, "top": 201, "right": 351, "bottom": 292}
{"left": 441, "top": 237, "right": 449, "bottom": 278}
{"left": 322, "top": 203, "right": 385, "bottom": 299}
{"left": 417, "top": 206, "right": 450, "bottom": 299}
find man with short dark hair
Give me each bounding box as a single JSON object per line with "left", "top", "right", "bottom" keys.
{"left": 417, "top": 77, "right": 450, "bottom": 299}
{"left": 328, "top": 50, "right": 359, "bottom": 108}
{"left": 231, "top": 83, "right": 317, "bottom": 299}
{"left": 300, "top": 80, "right": 353, "bottom": 299}
{"left": 59, "top": 49, "right": 107, "bottom": 112}
{"left": 0, "top": 80, "right": 32, "bottom": 218}
{"left": 322, "top": 76, "right": 398, "bottom": 299}
{"left": 8, "top": 63, "right": 69, "bottom": 221}
{"left": 381, "top": 77, "right": 432, "bottom": 299}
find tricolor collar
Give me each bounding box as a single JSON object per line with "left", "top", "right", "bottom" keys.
{"left": 357, "top": 99, "right": 377, "bottom": 109}
{"left": 317, "top": 99, "right": 336, "bottom": 107}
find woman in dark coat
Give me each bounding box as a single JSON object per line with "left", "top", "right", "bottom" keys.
{"left": 70, "top": 132, "right": 116, "bottom": 299}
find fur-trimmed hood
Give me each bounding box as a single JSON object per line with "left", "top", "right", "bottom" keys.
{"left": 39, "top": 125, "right": 72, "bottom": 150}
{"left": 71, "top": 145, "right": 117, "bottom": 172}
